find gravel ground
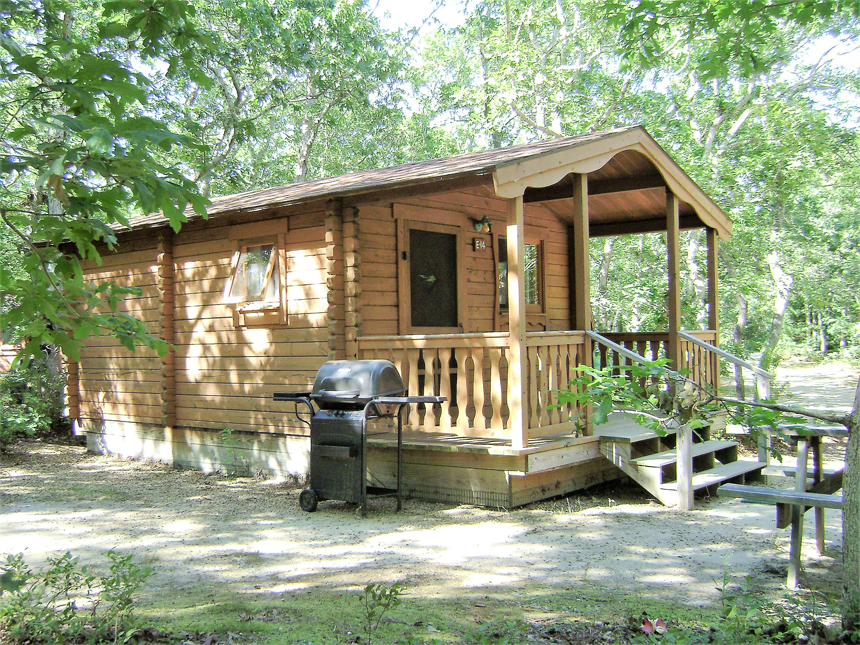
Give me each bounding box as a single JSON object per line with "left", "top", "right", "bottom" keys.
{"left": 0, "top": 360, "right": 855, "bottom": 643}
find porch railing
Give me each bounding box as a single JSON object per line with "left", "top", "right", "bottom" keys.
{"left": 524, "top": 331, "right": 587, "bottom": 437}
{"left": 358, "top": 333, "right": 510, "bottom": 436}
{"left": 357, "top": 331, "right": 586, "bottom": 438}
{"left": 595, "top": 331, "right": 720, "bottom": 392}
{"left": 359, "top": 330, "right": 725, "bottom": 442}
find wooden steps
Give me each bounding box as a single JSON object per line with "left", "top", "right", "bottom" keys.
{"left": 660, "top": 460, "right": 768, "bottom": 493}
{"left": 597, "top": 414, "right": 766, "bottom": 507}
{"left": 632, "top": 440, "right": 737, "bottom": 468}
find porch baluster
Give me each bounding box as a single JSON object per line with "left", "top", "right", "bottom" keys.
{"left": 490, "top": 348, "right": 504, "bottom": 430}
{"left": 438, "top": 347, "right": 452, "bottom": 430}
{"left": 471, "top": 347, "right": 487, "bottom": 431}
{"left": 528, "top": 346, "right": 539, "bottom": 430}
{"left": 455, "top": 347, "right": 469, "bottom": 430}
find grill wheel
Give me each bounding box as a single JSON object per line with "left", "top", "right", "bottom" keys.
{"left": 299, "top": 489, "right": 319, "bottom": 512}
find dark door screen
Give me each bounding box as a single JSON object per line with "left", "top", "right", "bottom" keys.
{"left": 410, "top": 229, "right": 458, "bottom": 328}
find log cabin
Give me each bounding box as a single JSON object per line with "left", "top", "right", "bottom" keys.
{"left": 69, "top": 125, "right": 764, "bottom": 508}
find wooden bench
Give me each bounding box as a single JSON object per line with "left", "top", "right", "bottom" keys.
{"left": 718, "top": 482, "right": 843, "bottom": 588}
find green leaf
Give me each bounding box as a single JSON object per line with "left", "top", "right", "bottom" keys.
{"left": 86, "top": 127, "right": 114, "bottom": 153}
{"left": 592, "top": 398, "right": 613, "bottom": 425}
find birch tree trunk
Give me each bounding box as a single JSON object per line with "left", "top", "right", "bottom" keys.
{"left": 734, "top": 292, "right": 748, "bottom": 400}
{"left": 725, "top": 253, "right": 748, "bottom": 399}
{"left": 759, "top": 249, "right": 793, "bottom": 371}
{"left": 685, "top": 230, "right": 708, "bottom": 329}
{"left": 597, "top": 238, "right": 614, "bottom": 329}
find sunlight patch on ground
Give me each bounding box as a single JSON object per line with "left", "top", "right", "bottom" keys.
{"left": 162, "top": 520, "right": 204, "bottom": 535}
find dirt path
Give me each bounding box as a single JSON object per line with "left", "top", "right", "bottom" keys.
{"left": 775, "top": 360, "right": 858, "bottom": 413}
{"left": 0, "top": 446, "right": 842, "bottom": 610}
{"left": 0, "top": 360, "right": 855, "bottom": 620}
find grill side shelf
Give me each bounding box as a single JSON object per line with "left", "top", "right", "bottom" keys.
{"left": 374, "top": 396, "right": 446, "bottom": 405}
{"left": 272, "top": 392, "right": 314, "bottom": 430}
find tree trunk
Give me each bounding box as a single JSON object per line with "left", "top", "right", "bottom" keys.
{"left": 818, "top": 312, "right": 828, "bottom": 355}
{"left": 734, "top": 292, "right": 748, "bottom": 399}
{"left": 294, "top": 116, "right": 313, "bottom": 183}
{"left": 597, "top": 238, "right": 614, "bottom": 329}
{"left": 685, "top": 230, "right": 708, "bottom": 329}
{"left": 843, "top": 377, "right": 860, "bottom": 631}
{"left": 759, "top": 250, "right": 793, "bottom": 371}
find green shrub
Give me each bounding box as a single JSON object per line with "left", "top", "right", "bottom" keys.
{"left": 0, "top": 348, "right": 66, "bottom": 451}
{"left": 359, "top": 582, "right": 406, "bottom": 644}
{"left": 0, "top": 551, "right": 152, "bottom": 644}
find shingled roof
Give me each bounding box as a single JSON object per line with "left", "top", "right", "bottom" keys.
{"left": 123, "top": 125, "right": 731, "bottom": 238}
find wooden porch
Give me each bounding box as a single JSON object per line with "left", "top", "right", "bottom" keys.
{"left": 359, "top": 328, "right": 720, "bottom": 444}
{"left": 358, "top": 328, "right": 731, "bottom": 507}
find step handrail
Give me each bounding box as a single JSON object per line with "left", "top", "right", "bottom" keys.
{"left": 678, "top": 331, "right": 773, "bottom": 379}
{"left": 586, "top": 330, "right": 701, "bottom": 386}
{"left": 677, "top": 330, "right": 773, "bottom": 401}
{"left": 587, "top": 330, "right": 653, "bottom": 366}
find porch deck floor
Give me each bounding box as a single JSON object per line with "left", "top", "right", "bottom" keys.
{"left": 366, "top": 429, "right": 594, "bottom": 456}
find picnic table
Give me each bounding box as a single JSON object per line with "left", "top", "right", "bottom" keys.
{"left": 719, "top": 424, "right": 847, "bottom": 589}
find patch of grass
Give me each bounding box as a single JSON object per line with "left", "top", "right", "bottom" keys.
{"left": 132, "top": 579, "right": 739, "bottom": 645}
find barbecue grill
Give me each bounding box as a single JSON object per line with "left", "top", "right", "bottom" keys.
{"left": 273, "top": 359, "right": 444, "bottom": 516}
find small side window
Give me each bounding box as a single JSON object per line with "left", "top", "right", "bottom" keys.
{"left": 225, "top": 239, "right": 285, "bottom": 326}
{"left": 229, "top": 243, "right": 279, "bottom": 303}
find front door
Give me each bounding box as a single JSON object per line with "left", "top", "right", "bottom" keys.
{"left": 410, "top": 228, "right": 458, "bottom": 329}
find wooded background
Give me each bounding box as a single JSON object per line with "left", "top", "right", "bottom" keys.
{"left": 2, "top": 0, "right": 859, "bottom": 373}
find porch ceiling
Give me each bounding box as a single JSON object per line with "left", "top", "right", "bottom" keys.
{"left": 526, "top": 151, "right": 704, "bottom": 238}
{"left": 497, "top": 132, "right": 731, "bottom": 239}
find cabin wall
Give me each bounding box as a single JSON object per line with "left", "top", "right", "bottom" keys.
{"left": 170, "top": 212, "right": 329, "bottom": 435}
{"left": 77, "top": 207, "right": 334, "bottom": 476}
{"left": 78, "top": 244, "right": 163, "bottom": 427}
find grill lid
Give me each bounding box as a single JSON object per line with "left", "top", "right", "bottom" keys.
{"left": 311, "top": 360, "right": 406, "bottom": 405}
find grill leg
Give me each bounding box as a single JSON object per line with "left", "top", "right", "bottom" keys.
{"left": 361, "top": 416, "right": 367, "bottom": 518}
{"left": 397, "top": 404, "right": 404, "bottom": 512}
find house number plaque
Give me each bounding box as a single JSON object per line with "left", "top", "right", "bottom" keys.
{"left": 473, "top": 238, "right": 486, "bottom": 251}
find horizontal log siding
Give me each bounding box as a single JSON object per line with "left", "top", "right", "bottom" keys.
{"left": 172, "top": 212, "right": 330, "bottom": 435}
{"left": 356, "top": 204, "right": 398, "bottom": 335}
{"left": 79, "top": 246, "right": 162, "bottom": 425}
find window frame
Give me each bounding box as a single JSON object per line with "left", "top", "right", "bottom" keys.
{"left": 496, "top": 234, "right": 546, "bottom": 315}
{"left": 223, "top": 235, "right": 287, "bottom": 327}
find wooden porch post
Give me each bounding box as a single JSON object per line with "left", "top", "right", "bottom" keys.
{"left": 571, "top": 173, "right": 591, "bottom": 333}
{"left": 570, "top": 173, "right": 593, "bottom": 433}
{"left": 507, "top": 195, "right": 528, "bottom": 450}
{"left": 706, "top": 227, "right": 720, "bottom": 392}
{"left": 666, "top": 192, "right": 681, "bottom": 371}
{"left": 667, "top": 192, "right": 692, "bottom": 509}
